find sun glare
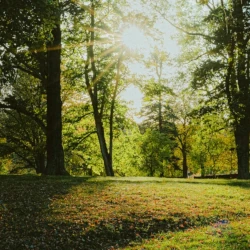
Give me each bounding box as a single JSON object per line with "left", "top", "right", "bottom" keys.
{"left": 121, "top": 25, "right": 147, "bottom": 51}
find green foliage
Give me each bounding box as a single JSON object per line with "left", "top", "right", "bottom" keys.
{"left": 171, "top": 0, "right": 250, "bottom": 178}
{"left": 196, "top": 0, "right": 209, "bottom": 5}
{"left": 0, "top": 72, "right": 46, "bottom": 174}
{"left": 113, "top": 127, "right": 143, "bottom": 176}
{"left": 139, "top": 129, "right": 172, "bottom": 177}
{"left": 190, "top": 113, "right": 237, "bottom": 176}
{"left": 1, "top": 0, "right": 248, "bottom": 177}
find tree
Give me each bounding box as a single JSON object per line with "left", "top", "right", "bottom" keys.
{"left": 82, "top": 0, "right": 115, "bottom": 176}
{"left": 80, "top": 0, "right": 137, "bottom": 176}
{"left": 139, "top": 129, "right": 172, "bottom": 176}
{"left": 45, "top": 0, "right": 66, "bottom": 175}
{"left": 169, "top": 91, "right": 195, "bottom": 178}
{"left": 190, "top": 113, "right": 237, "bottom": 176}
{"left": 160, "top": 0, "right": 250, "bottom": 179}
{"left": 139, "top": 48, "right": 179, "bottom": 176}
{"left": 0, "top": 0, "right": 72, "bottom": 175}
{"left": 0, "top": 72, "right": 46, "bottom": 173}
{"left": 191, "top": 1, "right": 250, "bottom": 179}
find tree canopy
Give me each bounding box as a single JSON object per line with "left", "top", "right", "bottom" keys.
{"left": 0, "top": 0, "right": 248, "bottom": 179}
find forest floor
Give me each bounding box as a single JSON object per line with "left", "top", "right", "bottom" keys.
{"left": 0, "top": 176, "right": 250, "bottom": 250}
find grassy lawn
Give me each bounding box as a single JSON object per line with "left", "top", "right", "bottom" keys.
{"left": 0, "top": 176, "right": 250, "bottom": 249}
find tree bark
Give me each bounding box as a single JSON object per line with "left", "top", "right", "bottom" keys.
{"left": 182, "top": 146, "right": 188, "bottom": 178}
{"left": 35, "top": 152, "right": 46, "bottom": 174}
{"left": 109, "top": 55, "right": 122, "bottom": 175}
{"left": 96, "top": 116, "right": 114, "bottom": 176}
{"left": 84, "top": 68, "right": 114, "bottom": 176}
{"left": 233, "top": 1, "right": 250, "bottom": 179}
{"left": 45, "top": 22, "right": 67, "bottom": 175}
{"left": 224, "top": 1, "right": 250, "bottom": 179}
{"left": 234, "top": 120, "right": 249, "bottom": 179}
{"left": 83, "top": 0, "right": 114, "bottom": 176}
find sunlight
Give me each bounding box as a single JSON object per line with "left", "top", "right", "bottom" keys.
{"left": 121, "top": 25, "right": 147, "bottom": 51}
{"left": 121, "top": 84, "right": 144, "bottom": 123}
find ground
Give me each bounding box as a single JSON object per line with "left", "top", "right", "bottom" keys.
{"left": 0, "top": 176, "right": 250, "bottom": 249}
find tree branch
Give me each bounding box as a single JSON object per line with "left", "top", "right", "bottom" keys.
{"left": 67, "top": 131, "right": 97, "bottom": 151}
{"left": 159, "top": 13, "right": 215, "bottom": 41}
{"left": 0, "top": 103, "right": 46, "bottom": 133}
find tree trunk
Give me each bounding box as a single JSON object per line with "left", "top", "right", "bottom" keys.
{"left": 158, "top": 93, "right": 163, "bottom": 133}
{"left": 84, "top": 0, "right": 114, "bottom": 176}
{"left": 35, "top": 152, "right": 46, "bottom": 174}
{"left": 234, "top": 1, "right": 250, "bottom": 179}
{"left": 45, "top": 22, "right": 67, "bottom": 175}
{"left": 96, "top": 116, "right": 114, "bottom": 176}
{"left": 84, "top": 67, "right": 114, "bottom": 176}
{"left": 182, "top": 146, "right": 188, "bottom": 178}
{"left": 234, "top": 120, "right": 249, "bottom": 179}
{"left": 224, "top": 1, "right": 250, "bottom": 179}
{"left": 109, "top": 56, "right": 122, "bottom": 176}
{"left": 201, "top": 164, "right": 205, "bottom": 177}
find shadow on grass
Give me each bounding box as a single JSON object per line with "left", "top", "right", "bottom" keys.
{"left": 1, "top": 211, "right": 221, "bottom": 250}
{"left": 0, "top": 174, "right": 222, "bottom": 250}
{"left": 177, "top": 179, "right": 250, "bottom": 189}
{"left": 0, "top": 175, "right": 106, "bottom": 250}
{"left": 72, "top": 214, "right": 221, "bottom": 249}
{"left": 0, "top": 175, "right": 248, "bottom": 249}
{"left": 90, "top": 177, "right": 250, "bottom": 190}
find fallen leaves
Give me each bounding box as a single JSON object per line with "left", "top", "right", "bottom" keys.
{"left": 0, "top": 176, "right": 250, "bottom": 249}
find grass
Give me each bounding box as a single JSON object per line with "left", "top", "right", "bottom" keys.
{"left": 0, "top": 176, "right": 250, "bottom": 249}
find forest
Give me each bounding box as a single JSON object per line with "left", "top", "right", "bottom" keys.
{"left": 0, "top": 0, "right": 249, "bottom": 179}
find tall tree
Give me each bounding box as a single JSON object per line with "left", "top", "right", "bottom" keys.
{"left": 169, "top": 91, "right": 194, "bottom": 178}
{"left": 82, "top": 0, "right": 123, "bottom": 176}
{"left": 139, "top": 128, "right": 172, "bottom": 176}
{"left": 0, "top": 0, "right": 68, "bottom": 174}
{"left": 140, "top": 48, "right": 174, "bottom": 132}
{"left": 191, "top": 1, "right": 250, "bottom": 179}
{"left": 45, "top": 1, "right": 66, "bottom": 175}
{"left": 139, "top": 49, "right": 179, "bottom": 176}
{"left": 159, "top": 0, "right": 250, "bottom": 179}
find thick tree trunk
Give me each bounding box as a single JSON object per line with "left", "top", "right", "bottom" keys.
{"left": 224, "top": 1, "right": 250, "bottom": 179}
{"left": 234, "top": 121, "right": 249, "bottom": 179}
{"left": 45, "top": 23, "right": 67, "bottom": 175}
{"left": 234, "top": 1, "right": 250, "bottom": 179}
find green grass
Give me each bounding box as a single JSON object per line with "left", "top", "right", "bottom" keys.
{"left": 0, "top": 176, "right": 250, "bottom": 249}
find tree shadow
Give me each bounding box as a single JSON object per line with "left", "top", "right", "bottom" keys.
{"left": 0, "top": 175, "right": 248, "bottom": 249}
{"left": 96, "top": 177, "right": 250, "bottom": 190}
{"left": 71, "top": 214, "right": 219, "bottom": 249}
{"left": 178, "top": 179, "right": 250, "bottom": 189}
{"left": 0, "top": 175, "right": 105, "bottom": 249}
